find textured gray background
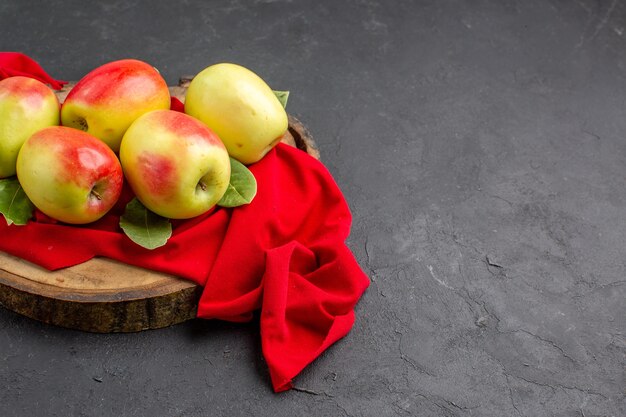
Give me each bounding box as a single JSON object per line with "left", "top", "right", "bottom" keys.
{"left": 1, "top": 1, "right": 625, "bottom": 416}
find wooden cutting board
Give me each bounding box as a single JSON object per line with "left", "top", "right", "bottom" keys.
{"left": 0, "top": 78, "right": 318, "bottom": 333}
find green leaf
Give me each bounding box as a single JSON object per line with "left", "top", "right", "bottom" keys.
{"left": 218, "top": 158, "right": 258, "bottom": 208}
{"left": 0, "top": 177, "right": 34, "bottom": 226}
{"left": 119, "top": 198, "right": 172, "bottom": 250}
{"left": 273, "top": 90, "right": 289, "bottom": 109}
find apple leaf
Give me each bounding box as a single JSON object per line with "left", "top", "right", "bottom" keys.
{"left": 119, "top": 198, "right": 172, "bottom": 250}
{"left": 218, "top": 158, "right": 258, "bottom": 208}
{"left": 0, "top": 177, "right": 34, "bottom": 226}
{"left": 273, "top": 90, "right": 289, "bottom": 109}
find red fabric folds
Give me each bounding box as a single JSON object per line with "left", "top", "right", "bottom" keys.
{"left": 0, "top": 54, "right": 369, "bottom": 391}
{"left": 196, "top": 145, "right": 370, "bottom": 391}
{"left": 0, "top": 52, "right": 67, "bottom": 90}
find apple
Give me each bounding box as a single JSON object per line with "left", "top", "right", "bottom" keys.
{"left": 0, "top": 76, "right": 60, "bottom": 178}
{"left": 184, "top": 63, "right": 288, "bottom": 165}
{"left": 61, "top": 59, "right": 171, "bottom": 152}
{"left": 119, "top": 109, "right": 231, "bottom": 219}
{"left": 16, "top": 126, "right": 124, "bottom": 224}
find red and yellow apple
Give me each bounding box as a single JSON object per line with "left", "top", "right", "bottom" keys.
{"left": 0, "top": 76, "right": 60, "bottom": 178}
{"left": 16, "top": 126, "right": 124, "bottom": 224}
{"left": 184, "top": 63, "right": 288, "bottom": 165}
{"left": 61, "top": 59, "right": 171, "bottom": 152}
{"left": 119, "top": 110, "right": 231, "bottom": 219}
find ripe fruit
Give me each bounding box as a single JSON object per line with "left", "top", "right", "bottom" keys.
{"left": 119, "top": 110, "right": 231, "bottom": 219}
{"left": 0, "top": 76, "right": 60, "bottom": 178}
{"left": 16, "top": 126, "right": 124, "bottom": 224}
{"left": 61, "top": 59, "right": 171, "bottom": 152}
{"left": 184, "top": 63, "right": 288, "bottom": 165}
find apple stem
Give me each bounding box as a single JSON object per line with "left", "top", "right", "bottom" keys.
{"left": 198, "top": 181, "right": 207, "bottom": 191}
{"left": 91, "top": 189, "right": 102, "bottom": 200}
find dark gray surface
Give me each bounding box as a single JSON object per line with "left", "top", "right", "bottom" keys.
{"left": 1, "top": 1, "right": 625, "bottom": 416}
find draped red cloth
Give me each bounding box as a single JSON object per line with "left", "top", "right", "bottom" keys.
{"left": 0, "top": 53, "right": 369, "bottom": 392}
{"left": 0, "top": 52, "right": 67, "bottom": 90}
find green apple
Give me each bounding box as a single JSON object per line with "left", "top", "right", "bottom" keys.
{"left": 0, "top": 76, "right": 60, "bottom": 178}
{"left": 61, "top": 59, "right": 171, "bottom": 152}
{"left": 184, "top": 63, "right": 288, "bottom": 165}
{"left": 119, "top": 109, "right": 231, "bottom": 219}
{"left": 16, "top": 126, "right": 124, "bottom": 224}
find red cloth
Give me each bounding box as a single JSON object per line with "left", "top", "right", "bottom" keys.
{"left": 170, "top": 96, "right": 185, "bottom": 112}
{"left": 0, "top": 55, "right": 369, "bottom": 392}
{"left": 0, "top": 52, "right": 67, "bottom": 90}
{"left": 195, "top": 145, "right": 370, "bottom": 391}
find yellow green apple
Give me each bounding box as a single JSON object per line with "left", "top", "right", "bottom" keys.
{"left": 119, "top": 109, "right": 231, "bottom": 219}
{"left": 16, "top": 126, "right": 124, "bottom": 224}
{"left": 0, "top": 76, "right": 60, "bottom": 178}
{"left": 184, "top": 63, "right": 288, "bottom": 165}
{"left": 61, "top": 59, "right": 171, "bottom": 152}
